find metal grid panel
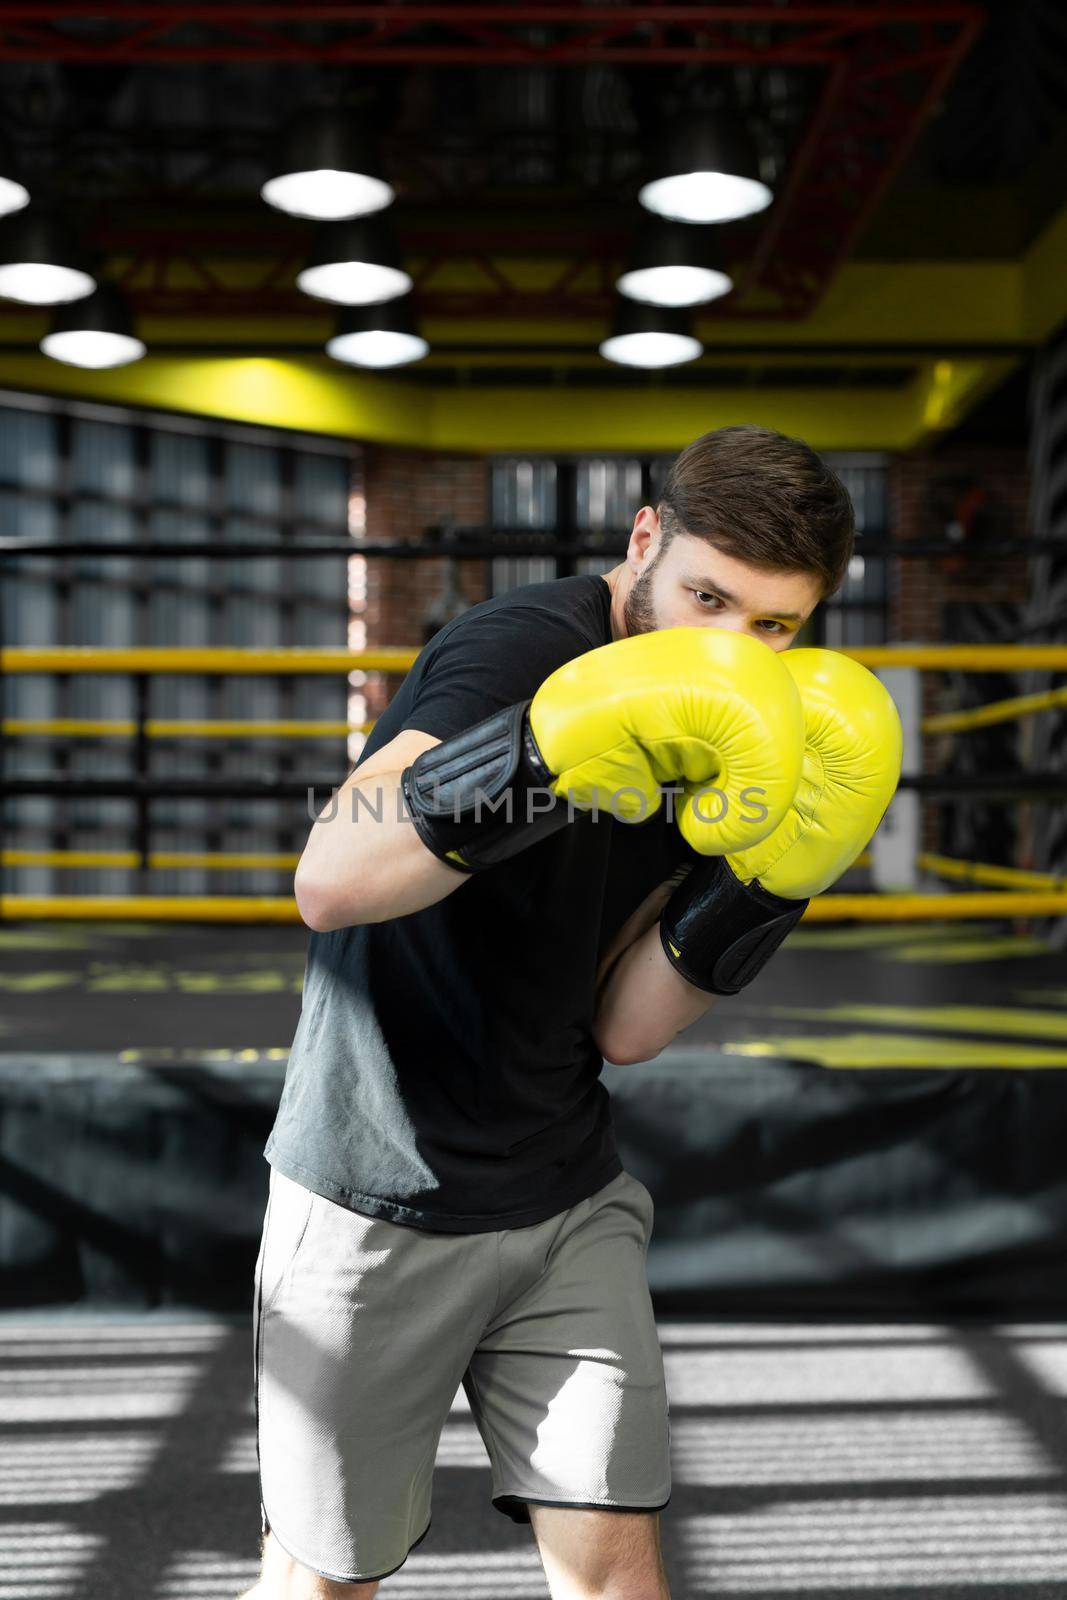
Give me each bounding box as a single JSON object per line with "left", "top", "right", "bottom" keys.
{"left": 822, "top": 454, "right": 890, "bottom": 648}
{"left": 489, "top": 453, "right": 890, "bottom": 642}
{"left": 0, "top": 396, "right": 357, "bottom": 899}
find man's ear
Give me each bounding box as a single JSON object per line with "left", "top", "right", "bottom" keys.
{"left": 628, "top": 506, "right": 660, "bottom": 570}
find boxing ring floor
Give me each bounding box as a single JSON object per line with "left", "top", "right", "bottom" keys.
{"left": 2, "top": 917, "right": 1066, "bottom": 1065}
{"left": 4, "top": 918, "right": 1067, "bottom": 1595}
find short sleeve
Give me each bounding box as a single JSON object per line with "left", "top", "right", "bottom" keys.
{"left": 400, "top": 603, "right": 598, "bottom": 744}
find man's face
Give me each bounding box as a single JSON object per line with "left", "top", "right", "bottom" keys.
{"left": 623, "top": 519, "right": 822, "bottom": 652}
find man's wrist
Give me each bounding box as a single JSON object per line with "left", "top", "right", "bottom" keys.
{"left": 660, "top": 855, "right": 808, "bottom": 995}
{"left": 401, "top": 700, "right": 567, "bottom": 872}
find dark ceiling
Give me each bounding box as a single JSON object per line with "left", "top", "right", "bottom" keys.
{"left": 0, "top": 2, "right": 1036, "bottom": 313}
{"left": 858, "top": 0, "right": 1067, "bottom": 257}
{"left": 0, "top": 3, "right": 1060, "bottom": 227}
{"left": 0, "top": 0, "right": 1062, "bottom": 414}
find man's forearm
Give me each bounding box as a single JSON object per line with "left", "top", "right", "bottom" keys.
{"left": 593, "top": 919, "right": 716, "bottom": 1065}
{"left": 295, "top": 767, "right": 466, "bottom": 931}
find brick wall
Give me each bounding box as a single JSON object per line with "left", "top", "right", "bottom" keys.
{"left": 888, "top": 442, "right": 1032, "bottom": 860}
{"left": 888, "top": 443, "right": 1030, "bottom": 642}
{"left": 361, "top": 444, "right": 490, "bottom": 719}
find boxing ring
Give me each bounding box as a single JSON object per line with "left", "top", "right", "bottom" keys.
{"left": 4, "top": 640, "right": 1067, "bottom": 923}
{"left": 2, "top": 640, "right": 1067, "bottom": 1318}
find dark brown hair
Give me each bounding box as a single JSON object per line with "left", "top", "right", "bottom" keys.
{"left": 657, "top": 424, "right": 855, "bottom": 597}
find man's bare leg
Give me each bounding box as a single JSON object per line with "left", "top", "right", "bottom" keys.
{"left": 237, "top": 1530, "right": 380, "bottom": 1600}
{"left": 529, "top": 1505, "right": 670, "bottom": 1600}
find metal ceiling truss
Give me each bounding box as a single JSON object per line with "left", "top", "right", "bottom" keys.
{"left": 0, "top": 4, "right": 984, "bottom": 66}
{"left": 98, "top": 224, "right": 623, "bottom": 321}
{"left": 0, "top": 3, "right": 984, "bottom": 322}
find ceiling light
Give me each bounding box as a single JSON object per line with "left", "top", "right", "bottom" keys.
{"left": 262, "top": 110, "right": 394, "bottom": 221}
{"left": 40, "top": 284, "right": 145, "bottom": 368}
{"left": 617, "top": 220, "right": 733, "bottom": 308}
{"left": 0, "top": 176, "right": 29, "bottom": 219}
{"left": 326, "top": 300, "right": 429, "bottom": 369}
{"left": 639, "top": 111, "right": 772, "bottom": 225}
{"left": 0, "top": 140, "right": 28, "bottom": 219}
{"left": 599, "top": 301, "right": 702, "bottom": 369}
{"left": 296, "top": 219, "right": 411, "bottom": 305}
{"left": 0, "top": 208, "right": 95, "bottom": 305}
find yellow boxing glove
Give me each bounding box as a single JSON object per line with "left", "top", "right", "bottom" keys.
{"left": 727, "top": 648, "right": 904, "bottom": 897}
{"left": 403, "top": 627, "right": 805, "bottom": 871}
{"left": 530, "top": 627, "right": 803, "bottom": 849}
{"left": 661, "top": 649, "right": 902, "bottom": 992}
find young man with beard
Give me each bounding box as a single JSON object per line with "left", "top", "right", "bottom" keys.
{"left": 242, "top": 424, "right": 901, "bottom": 1600}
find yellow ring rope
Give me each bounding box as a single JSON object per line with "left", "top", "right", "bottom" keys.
{"left": 5, "top": 644, "right": 1067, "bottom": 675}
{"left": 2, "top": 718, "right": 373, "bottom": 739}
{"left": 4, "top": 891, "right": 1067, "bottom": 924}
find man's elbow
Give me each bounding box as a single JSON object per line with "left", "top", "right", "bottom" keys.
{"left": 294, "top": 862, "right": 351, "bottom": 933}
{"left": 593, "top": 1023, "right": 660, "bottom": 1067}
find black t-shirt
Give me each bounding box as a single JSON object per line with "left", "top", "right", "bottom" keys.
{"left": 264, "top": 574, "right": 691, "bottom": 1231}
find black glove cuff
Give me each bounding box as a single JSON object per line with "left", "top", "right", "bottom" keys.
{"left": 401, "top": 700, "right": 566, "bottom": 872}
{"left": 660, "top": 855, "right": 808, "bottom": 995}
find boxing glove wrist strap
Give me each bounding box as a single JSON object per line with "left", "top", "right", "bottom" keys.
{"left": 660, "top": 855, "right": 808, "bottom": 995}
{"left": 401, "top": 700, "right": 567, "bottom": 872}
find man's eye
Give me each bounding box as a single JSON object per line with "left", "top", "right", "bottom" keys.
{"left": 693, "top": 590, "right": 721, "bottom": 607}
{"left": 758, "top": 619, "right": 786, "bottom": 634}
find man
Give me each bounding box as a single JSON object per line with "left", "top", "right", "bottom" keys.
{"left": 242, "top": 424, "right": 901, "bottom": 1600}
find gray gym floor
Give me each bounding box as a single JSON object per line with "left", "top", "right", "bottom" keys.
{"left": 2, "top": 1313, "right": 1067, "bottom": 1599}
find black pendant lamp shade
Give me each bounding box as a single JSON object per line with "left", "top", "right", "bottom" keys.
{"left": 0, "top": 207, "right": 95, "bottom": 305}
{"left": 296, "top": 218, "right": 412, "bottom": 305}
{"left": 0, "top": 137, "right": 29, "bottom": 219}
{"left": 262, "top": 110, "right": 394, "bottom": 221}
{"left": 617, "top": 219, "right": 733, "bottom": 307}
{"left": 639, "top": 110, "right": 772, "bottom": 225}
{"left": 599, "top": 299, "right": 703, "bottom": 369}
{"left": 326, "top": 299, "right": 429, "bottom": 368}
{"left": 41, "top": 283, "right": 145, "bottom": 368}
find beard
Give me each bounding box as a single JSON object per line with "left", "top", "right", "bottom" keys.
{"left": 622, "top": 550, "right": 663, "bottom": 636}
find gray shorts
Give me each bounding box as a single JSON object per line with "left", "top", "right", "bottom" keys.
{"left": 253, "top": 1164, "right": 671, "bottom": 1584}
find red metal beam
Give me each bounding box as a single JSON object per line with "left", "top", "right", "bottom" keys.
{"left": 0, "top": 4, "right": 983, "bottom": 65}
{"left": 737, "top": 14, "right": 983, "bottom": 316}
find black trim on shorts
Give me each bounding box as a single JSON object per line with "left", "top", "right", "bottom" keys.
{"left": 492, "top": 1492, "right": 672, "bottom": 1526}
{"left": 264, "top": 1515, "right": 433, "bottom": 1585}
{"left": 252, "top": 1188, "right": 270, "bottom": 1537}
